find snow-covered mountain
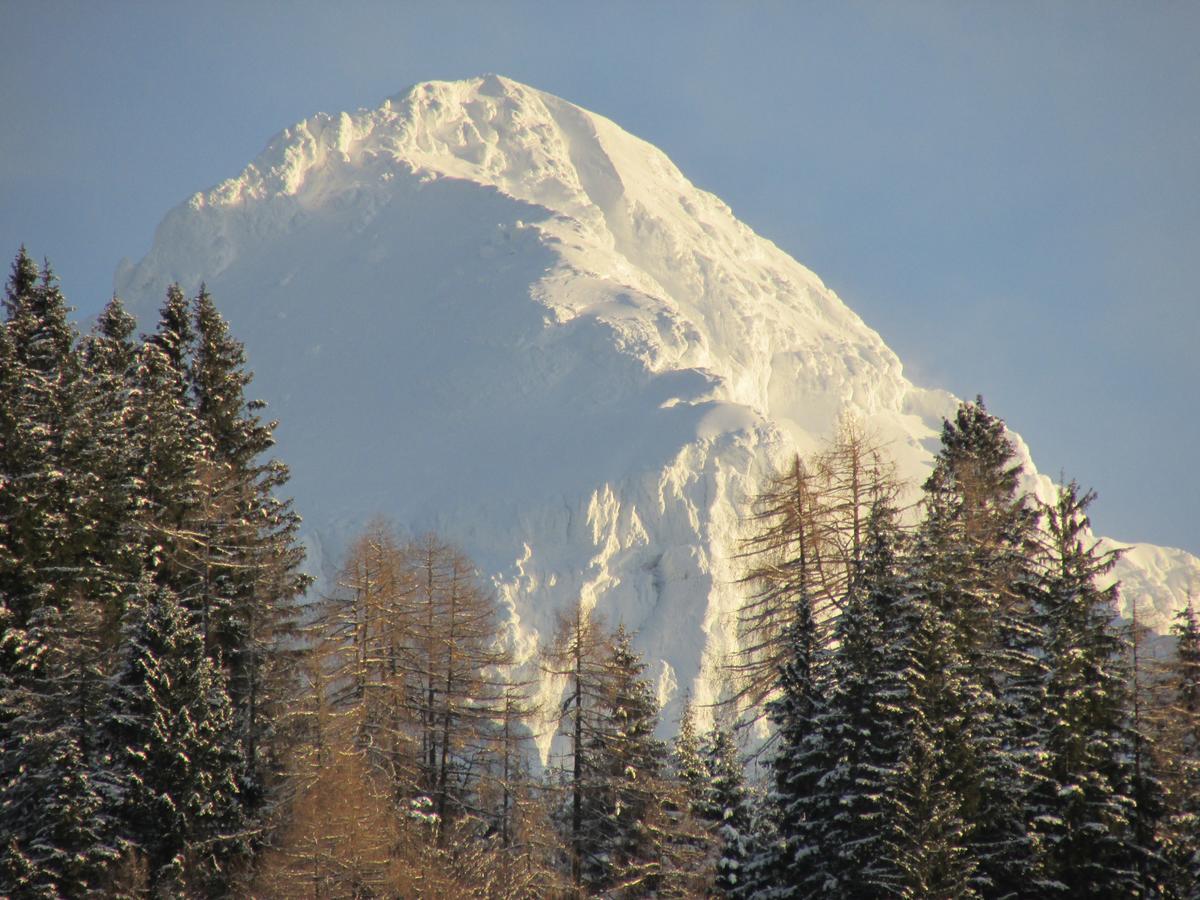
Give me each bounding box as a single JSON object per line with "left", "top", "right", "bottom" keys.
{"left": 116, "top": 75, "right": 1200, "bottom": 739}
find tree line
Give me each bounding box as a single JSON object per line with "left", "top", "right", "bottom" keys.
{"left": 3, "top": 248, "right": 1199, "bottom": 897}
{"left": 0, "top": 249, "right": 310, "bottom": 896}
{"left": 0, "top": 250, "right": 752, "bottom": 897}
{"left": 731, "top": 409, "right": 1200, "bottom": 898}
{"left": 260, "top": 518, "right": 754, "bottom": 898}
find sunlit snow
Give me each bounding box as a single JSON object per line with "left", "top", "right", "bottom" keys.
{"left": 117, "top": 76, "right": 1200, "bottom": 750}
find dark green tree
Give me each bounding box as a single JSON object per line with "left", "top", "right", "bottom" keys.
{"left": 757, "top": 594, "right": 826, "bottom": 898}
{"left": 187, "top": 287, "right": 311, "bottom": 803}
{"left": 108, "top": 576, "right": 248, "bottom": 897}
{"left": 147, "top": 283, "right": 192, "bottom": 375}
{"left": 697, "top": 724, "right": 754, "bottom": 897}
{"left": 800, "top": 502, "right": 915, "bottom": 896}
{"left": 672, "top": 699, "right": 708, "bottom": 810}
{"left": 0, "top": 251, "right": 82, "bottom": 631}
{"left": 1160, "top": 601, "right": 1200, "bottom": 893}
{"left": 0, "top": 597, "right": 118, "bottom": 898}
{"left": 916, "top": 397, "right": 1044, "bottom": 895}
{"left": 1030, "top": 482, "right": 1144, "bottom": 896}
{"left": 579, "top": 626, "right": 691, "bottom": 897}
{"left": 542, "top": 599, "right": 614, "bottom": 894}
{"left": 0, "top": 252, "right": 119, "bottom": 898}
{"left": 75, "top": 296, "right": 143, "bottom": 646}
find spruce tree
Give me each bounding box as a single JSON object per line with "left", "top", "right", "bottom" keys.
{"left": 848, "top": 519, "right": 976, "bottom": 900}
{"left": 1173, "top": 603, "right": 1200, "bottom": 735}
{"left": 916, "top": 397, "right": 1043, "bottom": 895}
{"left": 1126, "top": 603, "right": 1172, "bottom": 897}
{"left": 1161, "top": 601, "right": 1200, "bottom": 893}
{"left": 147, "top": 283, "right": 192, "bottom": 375}
{"left": 0, "top": 251, "right": 82, "bottom": 630}
{"left": 0, "top": 597, "right": 118, "bottom": 898}
{"left": 801, "top": 501, "right": 912, "bottom": 896}
{"left": 578, "top": 626, "right": 682, "bottom": 896}
{"left": 0, "top": 252, "right": 119, "bottom": 897}
{"left": 698, "top": 724, "right": 754, "bottom": 897}
{"left": 128, "top": 310, "right": 205, "bottom": 585}
{"left": 1026, "top": 483, "right": 1141, "bottom": 895}
{"left": 107, "top": 576, "right": 248, "bottom": 896}
{"left": 672, "top": 699, "right": 708, "bottom": 811}
{"left": 0, "top": 256, "right": 311, "bottom": 894}
{"left": 188, "top": 287, "right": 311, "bottom": 804}
{"left": 758, "top": 594, "right": 826, "bottom": 897}
{"left": 76, "top": 295, "right": 142, "bottom": 647}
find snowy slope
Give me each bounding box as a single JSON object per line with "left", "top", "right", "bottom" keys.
{"left": 116, "top": 76, "right": 1200, "bottom": 740}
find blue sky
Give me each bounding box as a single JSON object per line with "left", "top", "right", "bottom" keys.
{"left": 2, "top": 2, "right": 1197, "bottom": 556}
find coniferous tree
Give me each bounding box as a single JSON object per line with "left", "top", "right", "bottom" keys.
{"left": 0, "top": 251, "right": 81, "bottom": 630}
{"left": 129, "top": 308, "right": 205, "bottom": 586}
{"left": 1158, "top": 600, "right": 1200, "bottom": 894}
{"left": 542, "top": 599, "right": 615, "bottom": 894}
{"left": 869, "top": 504, "right": 981, "bottom": 899}
{"left": 107, "top": 576, "right": 249, "bottom": 897}
{"left": 1172, "top": 603, "right": 1200, "bottom": 736}
{"left": 916, "top": 397, "right": 1043, "bottom": 895}
{"left": 0, "top": 599, "right": 118, "bottom": 898}
{"left": 800, "top": 501, "right": 912, "bottom": 896}
{"left": 147, "top": 283, "right": 192, "bottom": 375}
{"left": 474, "top": 684, "right": 567, "bottom": 898}
{"left": 1126, "top": 602, "right": 1172, "bottom": 897}
{"left": 672, "top": 699, "right": 708, "bottom": 812}
{"left": 0, "top": 252, "right": 121, "bottom": 898}
{"left": 252, "top": 647, "right": 403, "bottom": 898}
{"left": 578, "top": 626, "right": 689, "bottom": 896}
{"left": 734, "top": 454, "right": 828, "bottom": 715}
{"left": 76, "top": 296, "right": 142, "bottom": 645}
{"left": 732, "top": 419, "right": 900, "bottom": 715}
{"left": 698, "top": 724, "right": 754, "bottom": 897}
{"left": 757, "top": 595, "right": 826, "bottom": 897}
{"left": 311, "top": 523, "right": 533, "bottom": 866}
{"left": 405, "top": 533, "right": 513, "bottom": 838}
{"left": 188, "top": 287, "right": 311, "bottom": 805}
{"left": 0, "top": 254, "right": 311, "bottom": 894}
{"left": 1027, "top": 482, "right": 1145, "bottom": 895}
{"left": 888, "top": 721, "right": 979, "bottom": 900}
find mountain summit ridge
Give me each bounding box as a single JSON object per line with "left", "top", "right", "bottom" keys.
{"left": 117, "top": 76, "right": 1200, "bottom": 739}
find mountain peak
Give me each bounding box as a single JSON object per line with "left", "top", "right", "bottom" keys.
{"left": 200, "top": 75, "right": 614, "bottom": 217}
{"left": 117, "top": 80, "right": 1200, "bottom": 745}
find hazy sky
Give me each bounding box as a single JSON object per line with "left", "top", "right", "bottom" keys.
{"left": 2, "top": 2, "right": 1197, "bottom": 557}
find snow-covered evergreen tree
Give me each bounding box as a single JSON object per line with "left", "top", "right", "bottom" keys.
{"left": 107, "top": 576, "right": 248, "bottom": 896}
{"left": 76, "top": 295, "right": 143, "bottom": 647}
{"left": 0, "top": 251, "right": 121, "bottom": 897}
{"left": 147, "top": 283, "right": 193, "bottom": 376}
{"left": 0, "top": 250, "right": 81, "bottom": 636}
{"left": 579, "top": 625, "right": 679, "bottom": 896}
{"left": 1030, "top": 481, "right": 1144, "bottom": 895}
{"left": 756, "top": 595, "right": 826, "bottom": 897}
{"left": 0, "top": 255, "right": 310, "bottom": 894}
{"left": 798, "top": 502, "right": 914, "bottom": 896}
{"left": 916, "top": 397, "right": 1043, "bottom": 895}
{"left": 1161, "top": 601, "right": 1200, "bottom": 894}
{"left": 0, "top": 596, "right": 119, "bottom": 897}
{"left": 698, "top": 724, "right": 754, "bottom": 897}
{"left": 128, "top": 310, "right": 205, "bottom": 585}
{"left": 672, "top": 699, "right": 708, "bottom": 811}
{"left": 187, "top": 287, "right": 311, "bottom": 805}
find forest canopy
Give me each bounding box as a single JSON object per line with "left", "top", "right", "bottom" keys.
{"left": 2, "top": 250, "right": 1199, "bottom": 898}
